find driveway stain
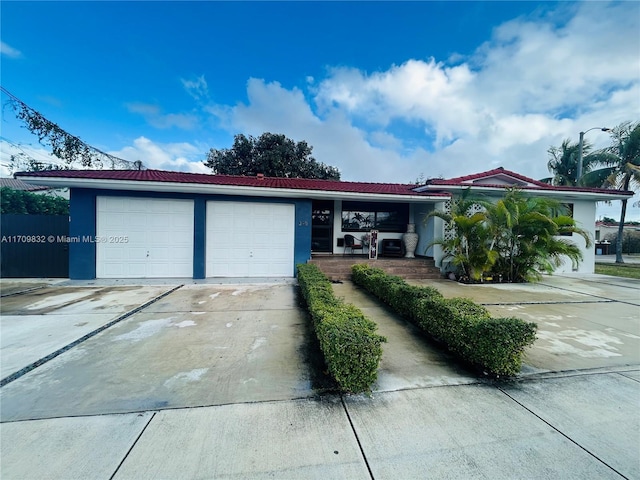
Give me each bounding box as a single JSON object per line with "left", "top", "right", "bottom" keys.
{"left": 173, "top": 320, "right": 197, "bottom": 328}
{"left": 164, "top": 368, "right": 209, "bottom": 389}
{"left": 112, "top": 318, "right": 175, "bottom": 342}
{"left": 1, "top": 286, "right": 146, "bottom": 315}
{"left": 536, "top": 328, "right": 623, "bottom": 358}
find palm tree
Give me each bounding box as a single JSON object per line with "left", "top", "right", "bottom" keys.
{"left": 426, "top": 189, "right": 497, "bottom": 282}
{"left": 582, "top": 122, "right": 640, "bottom": 263}
{"left": 543, "top": 139, "right": 594, "bottom": 186}
{"left": 485, "top": 190, "right": 591, "bottom": 282}
{"left": 426, "top": 189, "right": 591, "bottom": 282}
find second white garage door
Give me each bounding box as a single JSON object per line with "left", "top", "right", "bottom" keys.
{"left": 206, "top": 201, "right": 295, "bottom": 277}
{"left": 96, "top": 197, "right": 194, "bottom": 278}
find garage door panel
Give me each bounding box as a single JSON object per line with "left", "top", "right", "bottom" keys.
{"left": 206, "top": 201, "right": 294, "bottom": 277}
{"left": 96, "top": 197, "right": 194, "bottom": 278}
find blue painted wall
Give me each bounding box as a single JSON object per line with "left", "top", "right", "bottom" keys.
{"left": 69, "top": 189, "right": 96, "bottom": 279}
{"left": 193, "top": 198, "right": 207, "bottom": 279}
{"left": 68, "top": 188, "right": 312, "bottom": 279}
{"left": 294, "top": 200, "right": 313, "bottom": 274}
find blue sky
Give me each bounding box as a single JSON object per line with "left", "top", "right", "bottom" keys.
{"left": 1, "top": 1, "right": 639, "bottom": 220}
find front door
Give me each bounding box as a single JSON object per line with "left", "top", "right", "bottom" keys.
{"left": 311, "top": 200, "right": 333, "bottom": 253}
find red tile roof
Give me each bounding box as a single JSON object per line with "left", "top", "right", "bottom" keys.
{"left": 0, "top": 177, "right": 51, "bottom": 191}
{"left": 16, "top": 169, "right": 446, "bottom": 197}
{"left": 424, "top": 167, "right": 633, "bottom": 196}
{"left": 427, "top": 167, "right": 549, "bottom": 187}
{"left": 16, "top": 167, "right": 632, "bottom": 198}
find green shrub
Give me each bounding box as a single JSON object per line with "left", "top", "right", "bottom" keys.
{"left": 463, "top": 317, "right": 537, "bottom": 376}
{"left": 388, "top": 284, "right": 444, "bottom": 322}
{"left": 351, "top": 264, "right": 537, "bottom": 377}
{"left": 0, "top": 187, "right": 69, "bottom": 215}
{"left": 297, "top": 263, "right": 386, "bottom": 392}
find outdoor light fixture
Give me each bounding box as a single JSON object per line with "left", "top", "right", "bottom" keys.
{"left": 577, "top": 127, "right": 612, "bottom": 183}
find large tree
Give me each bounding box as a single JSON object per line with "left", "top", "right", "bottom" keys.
{"left": 582, "top": 121, "right": 640, "bottom": 263}
{"left": 204, "top": 133, "right": 340, "bottom": 180}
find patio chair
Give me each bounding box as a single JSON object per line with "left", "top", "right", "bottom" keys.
{"left": 343, "top": 234, "right": 364, "bottom": 255}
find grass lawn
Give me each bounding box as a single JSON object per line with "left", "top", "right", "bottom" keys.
{"left": 595, "top": 262, "right": 640, "bottom": 280}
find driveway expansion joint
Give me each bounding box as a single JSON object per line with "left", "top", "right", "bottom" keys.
{"left": 0, "top": 286, "right": 47, "bottom": 298}
{"left": 496, "top": 384, "right": 631, "bottom": 480}
{"left": 108, "top": 412, "right": 157, "bottom": 480}
{"left": 0, "top": 285, "right": 184, "bottom": 388}
{"left": 340, "top": 395, "right": 375, "bottom": 480}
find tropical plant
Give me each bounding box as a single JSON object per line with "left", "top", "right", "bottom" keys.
{"left": 582, "top": 121, "right": 640, "bottom": 263}
{"left": 486, "top": 190, "right": 591, "bottom": 282}
{"left": 427, "top": 188, "right": 592, "bottom": 283}
{"left": 426, "top": 189, "right": 497, "bottom": 282}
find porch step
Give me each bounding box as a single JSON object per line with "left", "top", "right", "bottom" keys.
{"left": 309, "top": 255, "right": 442, "bottom": 281}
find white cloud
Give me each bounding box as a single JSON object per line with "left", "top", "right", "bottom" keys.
{"left": 315, "top": 59, "right": 478, "bottom": 144}
{"left": 209, "top": 78, "right": 418, "bottom": 182}
{"left": 181, "top": 75, "right": 209, "bottom": 102}
{"left": 470, "top": 2, "right": 639, "bottom": 115}
{"left": 125, "top": 102, "right": 197, "bottom": 130}
{"left": 108, "top": 136, "right": 208, "bottom": 173}
{"left": 202, "top": 1, "right": 637, "bottom": 191}
{"left": 1, "top": 41, "right": 22, "bottom": 58}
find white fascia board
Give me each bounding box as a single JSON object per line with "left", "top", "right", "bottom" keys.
{"left": 18, "top": 176, "right": 446, "bottom": 203}
{"left": 416, "top": 185, "right": 633, "bottom": 202}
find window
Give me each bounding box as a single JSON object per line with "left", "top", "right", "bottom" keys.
{"left": 341, "top": 202, "right": 408, "bottom": 232}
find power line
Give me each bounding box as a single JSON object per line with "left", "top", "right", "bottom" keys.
{"left": 0, "top": 86, "right": 143, "bottom": 170}
{"left": 0, "top": 136, "right": 67, "bottom": 166}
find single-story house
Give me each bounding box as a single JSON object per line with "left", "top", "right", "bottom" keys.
{"left": 16, "top": 167, "right": 633, "bottom": 280}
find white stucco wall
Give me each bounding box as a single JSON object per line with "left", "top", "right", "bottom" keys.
{"left": 414, "top": 204, "right": 436, "bottom": 257}
{"left": 556, "top": 200, "right": 596, "bottom": 274}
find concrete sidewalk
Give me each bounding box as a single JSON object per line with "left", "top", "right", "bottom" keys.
{"left": 1, "top": 275, "right": 639, "bottom": 479}
{"left": 2, "top": 370, "right": 638, "bottom": 479}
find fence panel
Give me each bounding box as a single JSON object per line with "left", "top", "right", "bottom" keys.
{"left": 1, "top": 215, "right": 70, "bottom": 278}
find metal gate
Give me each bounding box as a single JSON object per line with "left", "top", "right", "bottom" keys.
{"left": 0, "top": 215, "right": 70, "bottom": 278}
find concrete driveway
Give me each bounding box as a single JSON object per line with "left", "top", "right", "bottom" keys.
{"left": 409, "top": 273, "right": 640, "bottom": 373}
{"left": 1, "top": 274, "right": 638, "bottom": 479}
{"left": 1, "top": 281, "right": 315, "bottom": 422}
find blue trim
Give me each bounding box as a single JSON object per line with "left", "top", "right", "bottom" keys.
{"left": 193, "top": 198, "right": 206, "bottom": 279}
{"left": 69, "top": 189, "right": 96, "bottom": 279}
{"left": 294, "top": 201, "right": 312, "bottom": 276}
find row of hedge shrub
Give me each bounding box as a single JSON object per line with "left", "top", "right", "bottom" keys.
{"left": 351, "top": 264, "right": 537, "bottom": 377}
{"left": 297, "top": 263, "right": 386, "bottom": 393}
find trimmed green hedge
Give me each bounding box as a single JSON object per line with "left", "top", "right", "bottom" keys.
{"left": 351, "top": 264, "right": 537, "bottom": 376}
{"left": 297, "top": 263, "right": 386, "bottom": 393}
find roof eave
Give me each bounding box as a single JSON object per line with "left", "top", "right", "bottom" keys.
{"left": 415, "top": 184, "right": 633, "bottom": 201}
{"left": 18, "top": 176, "right": 447, "bottom": 202}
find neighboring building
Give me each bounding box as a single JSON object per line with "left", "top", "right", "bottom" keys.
{"left": 594, "top": 221, "right": 640, "bottom": 255}
{"left": 0, "top": 177, "right": 70, "bottom": 199}
{"left": 16, "top": 167, "right": 633, "bottom": 280}
{"left": 595, "top": 221, "right": 640, "bottom": 241}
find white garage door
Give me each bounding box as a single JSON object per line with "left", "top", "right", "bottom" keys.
{"left": 206, "top": 201, "right": 295, "bottom": 277}
{"left": 96, "top": 197, "right": 194, "bottom": 278}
